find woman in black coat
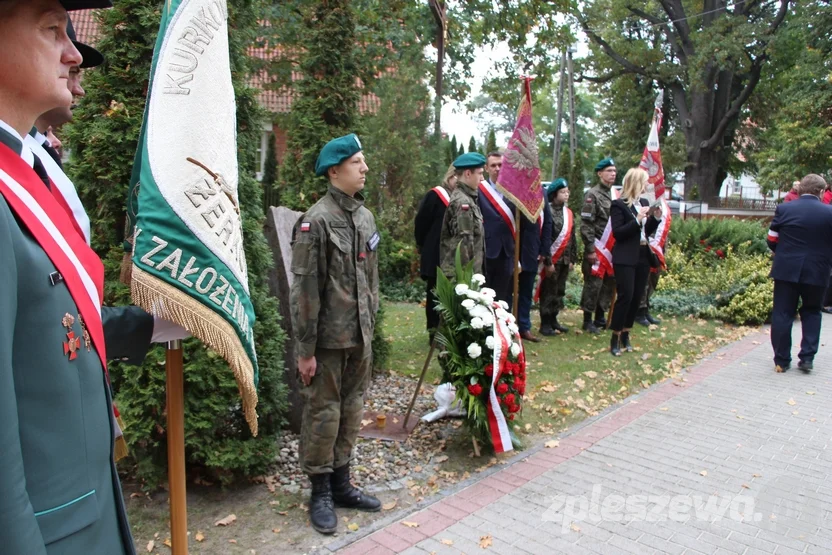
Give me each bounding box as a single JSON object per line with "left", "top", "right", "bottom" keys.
{"left": 609, "top": 168, "right": 661, "bottom": 355}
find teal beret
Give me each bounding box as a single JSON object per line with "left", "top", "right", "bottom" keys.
{"left": 315, "top": 133, "right": 363, "bottom": 176}
{"left": 594, "top": 157, "right": 616, "bottom": 172}
{"left": 452, "top": 152, "right": 487, "bottom": 170}
{"left": 545, "top": 178, "right": 567, "bottom": 197}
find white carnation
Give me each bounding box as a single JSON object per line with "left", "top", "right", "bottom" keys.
{"left": 470, "top": 305, "right": 490, "bottom": 319}
{"left": 486, "top": 336, "right": 495, "bottom": 350}
{"left": 461, "top": 299, "right": 476, "bottom": 309}
{"left": 455, "top": 284, "right": 470, "bottom": 295}
{"left": 510, "top": 343, "right": 521, "bottom": 357}
{"left": 508, "top": 323, "right": 519, "bottom": 335}
{"left": 465, "top": 290, "right": 481, "bottom": 300}
{"left": 472, "top": 273, "right": 486, "bottom": 285}
{"left": 495, "top": 308, "right": 509, "bottom": 322}
{"left": 467, "top": 342, "right": 482, "bottom": 359}
{"left": 480, "top": 287, "right": 497, "bottom": 300}
{"left": 498, "top": 300, "right": 509, "bottom": 310}
{"left": 470, "top": 317, "right": 485, "bottom": 330}
{"left": 480, "top": 311, "right": 495, "bottom": 326}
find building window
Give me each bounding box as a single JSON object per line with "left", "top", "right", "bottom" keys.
{"left": 256, "top": 122, "right": 274, "bottom": 181}
{"left": 731, "top": 179, "right": 741, "bottom": 196}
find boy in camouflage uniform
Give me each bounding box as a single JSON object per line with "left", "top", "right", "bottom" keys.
{"left": 439, "top": 152, "right": 487, "bottom": 276}
{"left": 579, "top": 158, "right": 617, "bottom": 334}
{"left": 539, "top": 179, "right": 576, "bottom": 336}
{"left": 290, "top": 134, "right": 381, "bottom": 534}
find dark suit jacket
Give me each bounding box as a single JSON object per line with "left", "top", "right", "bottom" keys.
{"left": 518, "top": 201, "right": 553, "bottom": 272}
{"left": 478, "top": 181, "right": 515, "bottom": 260}
{"left": 414, "top": 188, "right": 447, "bottom": 279}
{"left": 767, "top": 195, "right": 832, "bottom": 287}
{"left": 610, "top": 198, "right": 659, "bottom": 267}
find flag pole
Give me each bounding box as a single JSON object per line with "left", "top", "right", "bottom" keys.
{"left": 166, "top": 340, "right": 188, "bottom": 555}
{"left": 512, "top": 206, "right": 521, "bottom": 318}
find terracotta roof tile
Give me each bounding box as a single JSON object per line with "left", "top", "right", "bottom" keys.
{"left": 72, "top": 11, "right": 379, "bottom": 115}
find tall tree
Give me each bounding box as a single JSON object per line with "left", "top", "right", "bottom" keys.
{"left": 64, "top": 0, "right": 287, "bottom": 485}
{"left": 467, "top": 136, "right": 478, "bottom": 153}
{"left": 278, "top": 0, "right": 360, "bottom": 210}
{"left": 485, "top": 128, "right": 498, "bottom": 154}
{"left": 579, "top": 0, "right": 791, "bottom": 200}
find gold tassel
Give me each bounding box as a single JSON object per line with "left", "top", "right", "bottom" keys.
{"left": 114, "top": 415, "right": 130, "bottom": 462}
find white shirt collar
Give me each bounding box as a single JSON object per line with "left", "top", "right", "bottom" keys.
{"left": 0, "top": 118, "right": 35, "bottom": 167}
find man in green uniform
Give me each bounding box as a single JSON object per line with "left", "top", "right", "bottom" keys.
{"left": 539, "top": 179, "right": 576, "bottom": 336}
{"left": 579, "top": 157, "right": 618, "bottom": 334}
{"left": 0, "top": 1, "right": 159, "bottom": 553}
{"left": 439, "top": 152, "right": 486, "bottom": 276}
{"left": 290, "top": 133, "right": 381, "bottom": 534}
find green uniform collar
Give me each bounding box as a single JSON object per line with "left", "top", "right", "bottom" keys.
{"left": 459, "top": 182, "right": 479, "bottom": 199}
{"left": 328, "top": 184, "right": 365, "bottom": 213}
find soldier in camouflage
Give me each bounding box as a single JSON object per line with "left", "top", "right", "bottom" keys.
{"left": 539, "top": 179, "right": 576, "bottom": 336}
{"left": 579, "top": 158, "right": 618, "bottom": 334}
{"left": 290, "top": 134, "right": 381, "bottom": 535}
{"left": 439, "top": 152, "right": 487, "bottom": 276}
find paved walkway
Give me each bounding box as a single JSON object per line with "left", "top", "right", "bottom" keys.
{"left": 327, "top": 322, "right": 832, "bottom": 555}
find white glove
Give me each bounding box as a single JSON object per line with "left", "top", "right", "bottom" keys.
{"left": 151, "top": 317, "right": 191, "bottom": 343}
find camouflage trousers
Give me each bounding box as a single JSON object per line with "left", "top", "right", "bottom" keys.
{"left": 579, "top": 257, "right": 616, "bottom": 314}
{"left": 539, "top": 264, "right": 570, "bottom": 318}
{"left": 300, "top": 343, "right": 372, "bottom": 475}
{"left": 639, "top": 269, "right": 661, "bottom": 309}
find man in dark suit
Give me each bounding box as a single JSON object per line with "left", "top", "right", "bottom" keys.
{"left": 767, "top": 174, "right": 832, "bottom": 373}
{"left": 479, "top": 151, "right": 515, "bottom": 303}
{"left": 516, "top": 203, "right": 552, "bottom": 342}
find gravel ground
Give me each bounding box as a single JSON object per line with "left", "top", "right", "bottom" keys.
{"left": 271, "top": 372, "right": 474, "bottom": 496}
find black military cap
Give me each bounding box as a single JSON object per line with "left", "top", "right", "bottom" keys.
{"left": 67, "top": 17, "right": 104, "bottom": 68}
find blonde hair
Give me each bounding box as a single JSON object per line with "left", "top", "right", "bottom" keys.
{"left": 621, "top": 168, "right": 648, "bottom": 206}
{"left": 441, "top": 163, "right": 457, "bottom": 189}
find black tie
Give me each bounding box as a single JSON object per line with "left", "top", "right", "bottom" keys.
{"left": 42, "top": 140, "right": 64, "bottom": 169}
{"left": 32, "top": 156, "right": 51, "bottom": 190}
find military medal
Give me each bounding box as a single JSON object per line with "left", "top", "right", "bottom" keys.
{"left": 78, "top": 314, "right": 92, "bottom": 352}
{"left": 62, "top": 313, "right": 81, "bottom": 361}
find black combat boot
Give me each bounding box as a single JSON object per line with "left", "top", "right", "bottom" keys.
{"left": 308, "top": 474, "right": 337, "bottom": 534}
{"left": 539, "top": 314, "right": 556, "bottom": 336}
{"left": 552, "top": 312, "right": 569, "bottom": 334}
{"left": 610, "top": 333, "right": 621, "bottom": 356}
{"left": 634, "top": 308, "right": 651, "bottom": 327}
{"left": 620, "top": 330, "right": 633, "bottom": 352}
{"left": 582, "top": 311, "right": 600, "bottom": 334}
{"left": 594, "top": 307, "right": 607, "bottom": 329}
{"left": 645, "top": 312, "right": 662, "bottom": 325}
{"left": 331, "top": 464, "right": 381, "bottom": 512}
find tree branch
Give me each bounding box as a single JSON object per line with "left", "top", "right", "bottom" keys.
{"left": 658, "top": 0, "right": 694, "bottom": 56}
{"left": 575, "top": 69, "right": 628, "bottom": 84}
{"left": 627, "top": 6, "right": 688, "bottom": 65}
{"left": 668, "top": 80, "right": 690, "bottom": 124}
{"left": 767, "top": 0, "right": 790, "bottom": 35}
{"left": 578, "top": 16, "right": 658, "bottom": 81}
{"left": 702, "top": 57, "right": 764, "bottom": 150}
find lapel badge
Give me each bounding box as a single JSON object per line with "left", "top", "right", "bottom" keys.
{"left": 78, "top": 315, "right": 92, "bottom": 352}
{"left": 62, "top": 313, "right": 81, "bottom": 361}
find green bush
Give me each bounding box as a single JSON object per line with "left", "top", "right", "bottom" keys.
{"left": 670, "top": 217, "right": 769, "bottom": 256}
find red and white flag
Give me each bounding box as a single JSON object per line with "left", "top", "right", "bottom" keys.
{"left": 640, "top": 91, "right": 666, "bottom": 202}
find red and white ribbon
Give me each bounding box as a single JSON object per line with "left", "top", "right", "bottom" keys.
{"left": 534, "top": 205, "right": 573, "bottom": 301}
{"left": 432, "top": 185, "right": 450, "bottom": 207}
{"left": 486, "top": 307, "right": 514, "bottom": 453}
{"left": 649, "top": 198, "right": 671, "bottom": 272}
{"left": 479, "top": 180, "right": 516, "bottom": 238}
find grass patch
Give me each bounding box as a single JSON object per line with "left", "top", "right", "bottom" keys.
{"left": 379, "top": 302, "right": 756, "bottom": 442}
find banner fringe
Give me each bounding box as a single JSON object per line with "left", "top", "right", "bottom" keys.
{"left": 130, "top": 265, "right": 259, "bottom": 436}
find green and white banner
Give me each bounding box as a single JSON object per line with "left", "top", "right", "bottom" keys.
{"left": 128, "top": 0, "right": 259, "bottom": 434}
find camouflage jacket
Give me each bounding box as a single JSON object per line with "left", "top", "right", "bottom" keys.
{"left": 439, "top": 183, "right": 484, "bottom": 276}
{"left": 290, "top": 185, "right": 379, "bottom": 358}
{"left": 549, "top": 201, "right": 577, "bottom": 266}
{"left": 580, "top": 183, "right": 613, "bottom": 254}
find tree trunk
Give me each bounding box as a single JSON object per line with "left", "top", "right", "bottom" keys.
{"left": 684, "top": 144, "right": 722, "bottom": 201}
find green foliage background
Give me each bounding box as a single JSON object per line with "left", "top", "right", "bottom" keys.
{"left": 65, "top": 0, "right": 287, "bottom": 487}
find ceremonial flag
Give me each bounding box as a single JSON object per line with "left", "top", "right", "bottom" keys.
{"left": 496, "top": 78, "right": 544, "bottom": 223}
{"left": 639, "top": 91, "right": 666, "bottom": 202}
{"left": 126, "top": 0, "right": 259, "bottom": 435}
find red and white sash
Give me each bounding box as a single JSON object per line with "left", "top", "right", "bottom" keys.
{"left": 534, "top": 205, "right": 573, "bottom": 301}
{"left": 487, "top": 309, "right": 514, "bottom": 453}
{"left": 590, "top": 187, "right": 621, "bottom": 279}
{"left": 648, "top": 198, "right": 670, "bottom": 272}
{"left": 25, "top": 133, "right": 91, "bottom": 245}
{"left": 479, "top": 180, "right": 516, "bottom": 238}
{"left": 0, "top": 142, "right": 107, "bottom": 370}
{"left": 432, "top": 185, "right": 450, "bottom": 207}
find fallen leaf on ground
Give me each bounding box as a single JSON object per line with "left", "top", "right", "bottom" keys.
{"left": 146, "top": 540, "right": 154, "bottom": 552}
{"left": 361, "top": 419, "right": 373, "bottom": 427}
{"left": 753, "top": 473, "right": 762, "bottom": 478}
{"left": 479, "top": 534, "right": 493, "bottom": 548}
{"left": 545, "top": 440, "right": 560, "bottom": 448}
{"left": 700, "top": 470, "right": 708, "bottom": 476}
{"left": 806, "top": 391, "right": 816, "bottom": 395}
{"left": 229, "top": 539, "right": 237, "bottom": 544}
{"left": 660, "top": 407, "right": 669, "bottom": 411}
{"left": 434, "top": 455, "right": 449, "bottom": 463}
{"left": 382, "top": 500, "right": 398, "bottom": 511}
{"left": 163, "top": 539, "right": 172, "bottom": 548}
{"left": 277, "top": 511, "right": 288, "bottom": 516}
{"left": 570, "top": 523, "right": 581, "bottom": 532}
{"left": 574, "top": 378, "right": 585, "bottom": 390}
{"left": 787, "top": 398, "right": 796, "bottom": 406}
{"left": 214, "top": 514, "right": 237, "bottom": 527}
{"left": 741, "top": 484, "right": 749, "bottom": 489}
{"left": 441, "top": 539, "right": 454, "bottom": 546}
{"left": 347, "top": 523, "right": 359, "bottom": 532}
{"left": 403, "top": 521, "right": 419, "bottom": 528}
{"left": 583, "top": 371, "right": 598, "bottom": 379}
{"left": 195, "top": 531, "right": 205, "bottom": 542}
{"left": 130, "top": 492, "right": 143, "bottom": 498}
{"left": 272, "top": 528, "right": 281, "bottom": 534}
